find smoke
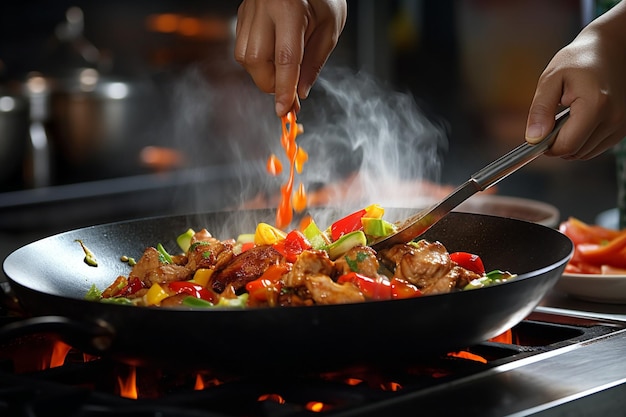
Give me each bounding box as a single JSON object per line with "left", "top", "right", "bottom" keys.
{"left": 297, "top": 67, "right": 449, "bottom": 209}
{"left": 163, "top": 64, "right": 450, "bottom": 230}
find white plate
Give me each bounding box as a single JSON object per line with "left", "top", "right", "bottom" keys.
{"left": 454, "top": 195, "right": 560, "bottom": 228}
{"left": 555, "top": 273, "right": 626, "bottom": 304}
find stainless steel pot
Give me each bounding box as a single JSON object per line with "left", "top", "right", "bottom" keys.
{"left": 45, "top": 68, "right": 167, "bottom": 181}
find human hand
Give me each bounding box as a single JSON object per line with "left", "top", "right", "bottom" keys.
{"left": 525, "top": 3, "right": 626, "bottom": 160}
{"left": 234, "top": 0, "right": 347, "bottom": 116}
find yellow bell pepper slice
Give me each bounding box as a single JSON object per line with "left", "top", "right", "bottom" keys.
{"left": 254, "top": 223, "right": 287, "bottom": 246}
{"left": 145, "top": 283, "right": 169, "bottom": 306}
{"left": 364, "top": 204, "right": 384, "bottom": 219}
{"left": 192, "top": 268, "right": 213, "bottom": 287}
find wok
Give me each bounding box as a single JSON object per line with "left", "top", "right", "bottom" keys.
{"left": 1, "top": 209, "right": 572, "bottom": 373}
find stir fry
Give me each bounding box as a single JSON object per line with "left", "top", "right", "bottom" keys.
{"left": 85, "top": 205, "right": 516, "bottom": 308}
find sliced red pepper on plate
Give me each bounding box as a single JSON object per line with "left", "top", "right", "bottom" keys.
{"left": 449, "top": 252, "right": 485, "bottom": 274}
{"left": 168, "top": 281, "right": 217, "bottom": 303}
{"left": 576, "top": 232, "right": 626, "bottom": 269}
{"left": 330, "top": 209, "right": 367, "bottom": 241}
{"left": 559, "top": 217, "right": 621, "bottom": 245}
{"left": 273, "top": 230, "right": 312, "bottom": 262}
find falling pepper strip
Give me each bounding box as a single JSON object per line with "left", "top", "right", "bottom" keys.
{"left": 273, "top": 110, "right": 307, "bottom": 229}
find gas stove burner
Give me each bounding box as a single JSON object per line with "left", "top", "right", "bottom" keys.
{"left": 1, "top": 309, "right": 626, "bottom": 417}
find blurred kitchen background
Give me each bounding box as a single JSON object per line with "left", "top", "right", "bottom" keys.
{"left": 0, "top": 0, "right": 620, "bottom": 262}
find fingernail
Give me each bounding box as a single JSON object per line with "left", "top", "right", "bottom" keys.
{"left": 525, "top": 123, "right": 544, "bottom": 142}
{"left": 275, "top": 101, "right": 286, "bottom": 116}
{"left": 301, "top": 84, "right": 311, "bottom": 99}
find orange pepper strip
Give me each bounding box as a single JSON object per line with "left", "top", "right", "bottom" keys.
{"left": 577, "top": 232, "right": 626, "bottom": 269}
{"left": 275, "top": 110, "right": 307, "bottom": 229}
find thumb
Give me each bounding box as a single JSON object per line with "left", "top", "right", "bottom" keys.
{"left": 525, "top": 103, "right": 559, "bottom": 144}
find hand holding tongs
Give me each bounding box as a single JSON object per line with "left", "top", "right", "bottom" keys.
{"left": 370, "top": 108, "right": 571, "bottom": 251}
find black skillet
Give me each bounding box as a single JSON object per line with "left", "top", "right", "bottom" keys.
{"left": 1, "top": 209, "right": 572, "bottom": 373}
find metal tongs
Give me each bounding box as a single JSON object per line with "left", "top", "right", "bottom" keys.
{"left": 370, "top": 108, "right": 570, "bottom": 251}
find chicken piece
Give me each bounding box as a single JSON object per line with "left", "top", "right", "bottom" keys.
{"left": 283, "top": 249, "right": 334, "bottom": 288}
{"left": 210, "top": 245, "right": 283, "bottom": 293}
{"left": 186, "top": 237, "right": 234, "bottom": 272}
{"left": 453, "top": 265, "right": 483, "bottom": 289}
{"left": 378, "top": 240, "right": 455, "bottom": 294}
{"left": 334, "top": 245, "right": 380, "bottom": 277}
{"left": 304, "top": 274, "right": 366, "bottom": 305}
{"left": 130, "top": 247, "right": 193, "bottom": 286}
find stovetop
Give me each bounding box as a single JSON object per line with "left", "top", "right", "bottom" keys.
{"left": 1, "top": 297, "right": 626, "bottom": 417}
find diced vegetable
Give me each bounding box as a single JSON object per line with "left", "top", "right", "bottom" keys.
{"left": 192, "top": 268, "right": 213, "bottom": 286}
{"left": 254, "top": 223, "right": 287, "bottom": 246}
{"left": 330, "top": 209, "right": 367, "bottom": 241}
{"left": 390, "top": 277, "right": 422, "bottom": 299}
{"left": 168, "top": 281, "right": 217, "bottom": 303}
{"left": 156, "top": 243, "right": 173, "bottom": 264}
{"left": 449, "top": 252, "right": 486, "bottom": 275}
{"left": 273, "top": 230, "right": 311, "bottom": 262}
{"left": 363, "top": 204, "right": 385, "bottom": 219}
{"left": 303, "top": 219, "right": 331, "bottom": 250}
{"left": 216, "top": 293, "right": 249, "bottom": 308}
{"left": 145, "top": 283, "right": 169, "bottom": 306}
{"left": 327, "top": 230, "right": 367, "bottom": 260}
{"left": 85, "top": 284, "right": 102, "bottom": 301}
{"left": 176, "top": 228, "right": 195, "bottom": 252}
{"left": 337, "top": 272, "right": 391, "bottom": 300}
{"left": 182, "top": 296, "right": 214, "bottom": 308}
{"left": 463, "top": 270, "right": 516, "bottom": 290}
{"left": 362, "top": 217, "right": 397, "bottom": 238}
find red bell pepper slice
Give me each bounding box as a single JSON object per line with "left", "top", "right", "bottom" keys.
{"left": 337, "top": 272, "right": 392, "bottom": 300}
{"left": 390, "top": 277, "right": 422, "bottom": 299}
{"left": 119, "top": 277, "right": 144, "bottom": 297}
{"left": 245, "top": 264, "right": 289, "bottom": 303}
{"left": 168, "top": 281, "right": 217, "bottom": 303}
{"left": 449, "top": 252, "right": 485, "bottom": 275}
{"left": 576, "top": 232, "right": 626, "bottom": 269}
{"left": 273, "top": 230, "right": 312, "bottom": 262}
{"left": 330, "top": 209, "right": 367, "bottom": 241}
{"left": 240, "top": 242, "right": 255, "bottom": 252}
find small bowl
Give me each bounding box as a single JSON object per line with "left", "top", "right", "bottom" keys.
{"left": 555, "top": 273, "right": 626, "bottom": 304}
{"left": 454, "top": 195, "right": 560, "bottom": 228}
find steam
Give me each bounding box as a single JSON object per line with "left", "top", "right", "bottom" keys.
{"left": 163, "top": 64, "right": 450, "bottom": 231}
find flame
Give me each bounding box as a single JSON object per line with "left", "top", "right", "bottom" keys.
{"left": 380, "top": 381, "right": 403, "bottom": 391}
{"left": 306, "top": 401, "right": 331, "bottom": 412}
{"left": 50, "top": 340, "right": 72, "bottom": 368}
{"left": 258, "top": 393, "right": 285, "bottom": 404}
{"left": 118, "top": 366, "right": 138, "bottom": 399}
{"left": 344, "top": 377, "right": 363, "bottom": 386}
{"left": 194, "top": 373, "right": 205, "bottom": 390}
{"left": 489, "top": 329, "right": 514, "bottom": 344}
{"left": 448, "top": 351, "right": 488, "bottom": 363}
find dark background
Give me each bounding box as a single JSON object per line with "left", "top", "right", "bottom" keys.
{"left": 0, "top": 0, "right": 619, "bottom": 262}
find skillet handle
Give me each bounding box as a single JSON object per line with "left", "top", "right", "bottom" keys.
{"left": 0, "top": 316, "right": 115, "bottom": 354}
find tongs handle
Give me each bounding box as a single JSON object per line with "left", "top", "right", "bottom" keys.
{"left": 472, "top": 108, "right": 570, "bottom": 191}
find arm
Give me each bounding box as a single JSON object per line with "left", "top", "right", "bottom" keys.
{"left": 525, "top": 1, "right": 626, "bottom": 160}
{"left": 234, "top": 0, "right": 347, "bottom": 116}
